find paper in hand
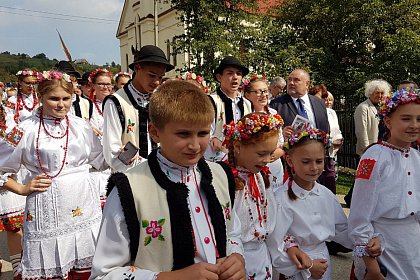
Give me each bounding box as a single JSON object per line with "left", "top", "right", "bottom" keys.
{"left": 291, "top": 115, "right": 313, "bottom": 131}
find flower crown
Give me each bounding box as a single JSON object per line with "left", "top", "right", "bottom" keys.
{"left": 88, "top": 68, "right": 111, "bottom": 85}
{"left": 241, "top": 73, "right": 267, "bottom": 90}
{"left": 223, "top": 113, "right": 284, "bottom": 147}
{"left": 113, "top": 71, "right": 131, "bottom": 82}
{"left": 177, "top": 71, "right": 209, "bottom": 93}
{"left": 378, "top": 89, "right": 420, "bottom": 118}
{"left": 16, "top": 70, "right": 38, "bottom": 77}
{"left": 284, "top": 128, "right": 331, "bottom": 151}
{"left": 37, "top": 71, "right": 71, "bottom": 84}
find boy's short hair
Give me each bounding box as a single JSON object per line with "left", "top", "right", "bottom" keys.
{"left": 149, "top": 80, "right": 215, "bottom": 129}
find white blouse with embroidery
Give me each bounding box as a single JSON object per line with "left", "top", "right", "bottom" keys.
{"left": 90, "top": 150, "right": 243, "bottom": 280}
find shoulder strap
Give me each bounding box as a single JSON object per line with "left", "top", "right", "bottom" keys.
{"left": 88, "top": 98, "right": 93, "bottom": 119}
{"left": 107, "top": 173, "right": 140, "bottom": 262}
{"left": 216, "top": 161, "right": 236, "bottom": 207}
{"left": 73, "top": 95, "right": 82, "bottom": 118}
{"left": 104, "top": 95, "right": 126, "bottom": 132}
{"left": 208, "top": 95, "right": 217, "bottom": 121}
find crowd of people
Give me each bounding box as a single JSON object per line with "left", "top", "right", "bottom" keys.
{"left": 0, "top": 44, "right": 419, "bottom": 280}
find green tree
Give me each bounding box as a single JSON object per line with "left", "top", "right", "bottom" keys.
{"left": 170, "top": 0, "right": 269, "bottom": 81}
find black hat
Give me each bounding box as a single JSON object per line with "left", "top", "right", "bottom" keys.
{"left": 129, "top": 45, "right": 174, "bottom": 72}
{"left": 55, "top": 61, "right": 81, "bottom": 78}
{"left": 77, "top": 72, "right": 90, "bottom": 85}
{"left": 213, "top": 56, "right": 249, "bottom": 81}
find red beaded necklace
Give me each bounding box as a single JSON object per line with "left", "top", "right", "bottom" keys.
{"left": 13, "top": 91, "right": 38, "bottom": 124}
{"left": 240, "top": 170, "right": 269, "bottom": 241}
{"left": 93, "top": 96, "right": 103, "bottom": 116}
{"left": 36, "top": 110, "right": 69, "bottom": 179}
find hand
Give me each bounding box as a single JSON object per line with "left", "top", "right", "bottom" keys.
{"left": 217, "top": 253, "right": 246, "bottom": 280}
{"left": 210, "top": 138, "right": 222, "bottom": 152}
{"left": 157, "top": 262, "right": 219, "bottom": 280}
{"left": 309, "top": 259, "right": 328, "bottom": 279}
{"left": 282, "top": 126, "right": 295, "bottom": 140}
{"left": 270, "top": 147, "right": 283, "bottom": 162}
{"left": 23, "top": 175, "right": 52, "bottom": 196}
{"left": 287, "top": 247, "right": 312, "bottom": 270}
{"left": 364, "top": 270, "right": 385, "bottom": 280}
{"left": 366, "top": 237, "right": 382, "bottom": 257}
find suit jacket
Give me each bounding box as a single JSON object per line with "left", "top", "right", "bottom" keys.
{"left": 354, "top": 99, "right": 379, "bottom": 155}
{"left": 270, "top": 93, "right": 330, "bottom": 134}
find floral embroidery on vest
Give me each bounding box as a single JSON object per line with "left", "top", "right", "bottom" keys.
{"left": 248, "top": 272, "right": 256, "bottom": 280}
{"left": 265, "top": 266, "right": 271, "bottom": 279}
{"left": 142, "top": 219, "right": 166, "bottom": 245}
{"left": 127, "top": 119, "right": 135, "bottom": 133}
{"left": 26, "top": 211, "right": 33, "bottom": 222}
{"left": 72, "top": 207, "right": 83, "bottom": 217}
{"left": 356, "top": 158, "right": 376, "bottom": 180}
{"left": 123, "top": 266, "right": 138, "bottom": 280}
{"left": 219, "top": 111, "right": 224, "bottom": 121}
{"left": 222, "top": 201, "right": 231, "bottom": 220}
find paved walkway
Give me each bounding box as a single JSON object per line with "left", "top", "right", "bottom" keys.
{"left": 0, "top": 195, "right": 353, "bottom": 280}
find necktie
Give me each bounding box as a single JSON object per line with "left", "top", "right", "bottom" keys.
{"left": 296, "top": 98, "right": 309, "bottom": 119}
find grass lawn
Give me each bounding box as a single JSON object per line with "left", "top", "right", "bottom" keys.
{"left": 336, "top": 172, "right": 355, "bottom": 195}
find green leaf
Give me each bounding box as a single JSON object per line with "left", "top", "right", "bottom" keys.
{"left": 144, "top": 236, "right": 152, "bottom": 246}
{"left": 141, "top": 220, "right": 149, "bottom": 228}
{"left": 158, "top": 218, "right": 166, "bottom": 226}
{"left": 158, "top": 234, "right": 165, "bottom": 241}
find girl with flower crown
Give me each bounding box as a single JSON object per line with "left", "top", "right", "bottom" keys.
{"left": 113, "top": 72, "right": 131, "bottom": 91}
{"left": 223, "top": 112, "right": 311, "bottom": 280}
{"left": 4, "top": 70, "right": 39, "bottom": 128}
{"left": 348, "top": 89, "right": 420, "bottom": 280}
{"left": 244, "top": 75, "right": 285, "bottom": 189}
{"left": 88, "top": 69, "right": 113, "bottom": 207}
{"left": 267, "top": 128, "right": 381, "bottom": 280}
{"left": 0, "top": 71, "right": 108, "bottom": 280}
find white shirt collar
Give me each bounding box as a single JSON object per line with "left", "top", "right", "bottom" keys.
{"left": 219, "top": 88, "right": 242, "bottom": 102}
{"left": 290, "top": 93, "right": 310, "bottom": 104}
{"left": 290, "top": 180, "right": 321, "bottom": 199}
{"left": 156, "top": 149, "right": 197, "bottom": 183}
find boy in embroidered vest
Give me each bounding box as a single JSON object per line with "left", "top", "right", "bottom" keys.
{"left": 205, "top": 56, "right": 253, "bottom": 162}
{"left": 102, "top": 45, "right": 174, "bottom": 172}
{"left": 90, "top": 80, "right": 246, "bottom": 280}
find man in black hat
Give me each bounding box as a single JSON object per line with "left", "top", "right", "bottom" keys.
{"left": 55, "top": 60, "right": 93, "bottom": 121}
{"left": 102, "top": 45, "right": 174, "bottom": 172}
{"left": 205, "top": 56, "right": 253, "bottom": 161}
{"left": 78, "top": 72, "right": 92, "bottom": 99}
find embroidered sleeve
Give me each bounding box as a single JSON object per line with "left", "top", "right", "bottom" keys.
{"left": 348, "top": 150, "right": 383, "bottom": 253}
{"left": 0, "top": 173, "right": 16, "bottom": 187}
{"left": 3, "top": 126, "right": 23, "bottom": 147}
{"left": 283, "top": 235, "right": 299, "bottom": 251}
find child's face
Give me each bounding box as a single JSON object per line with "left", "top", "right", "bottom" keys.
{"left": 217, "top": 66, "right": 243, "bottom": 95}
{"left": 234, "top": 134, "right": 278, "bottom": 174}
{"left": 384, "top": 102, "right": 420, "bottom": 148}
{"left": 286, "top": 141, "right": 325, "bottom": 189}
{"left": 134, "top": 63, "right": 166, "bottom": 93}
{"left": 149, "top": 120, "right": 211, "bottom": 167}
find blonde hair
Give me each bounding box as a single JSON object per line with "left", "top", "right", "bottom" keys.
{"left": 149, "top": 80, "right": 214, "bottom": 129}
{"left": 38, "top": 79, "right": 74, "bottom": 97}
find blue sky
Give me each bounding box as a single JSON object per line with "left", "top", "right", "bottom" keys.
{"left": 0, "top": 0, "right": 124, "bottom": 65}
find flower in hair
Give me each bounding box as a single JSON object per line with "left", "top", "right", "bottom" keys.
{"left": 16, "top": 70, "right": 38, "bottom": 77}
{"left": 241, "top": 73, "right": 266, "bottom": 91}
{"left": 378, "top": 89, "right": 420, "bottom": 119}
{"left": 88, "top": 68, "right": 111, "bottom": 85}
{"left": 37, "top": 71, "right": 71, "bottom": 84}
{"left": 178, "top": 71, "right": 209, "bottom": 93}
{"left": 113, "top": 71, "right": 131, "bottom": 82}
{"left": 284, "top": 128, "right": 331, "bottom": 151}
{"left": 223, "top": 113, "right": 284, "bottom": 147}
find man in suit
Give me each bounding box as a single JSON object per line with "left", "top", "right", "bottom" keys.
{"left": 271, "top": 69, "right": 335, "bottom": 191}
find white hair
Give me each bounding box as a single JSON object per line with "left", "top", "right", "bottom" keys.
{"left": 269, "top": 77, "right": 286, "bottom": 88}
{"left": 364, "top": 79, "right": 392, "bottom": 98}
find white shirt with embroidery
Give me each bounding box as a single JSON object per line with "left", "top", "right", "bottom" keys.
{"left": 90, "top": 151, "right": 243, "bottom": 280}
{"left": 102, "top": 82, "right": 151, "bottom": 173}
{"left": 348, "top": 143, "right": 420, "bottom": 279}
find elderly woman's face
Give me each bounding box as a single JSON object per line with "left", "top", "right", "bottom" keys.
{"left": 369, "top": 89, "right": 386, "bottom": 105}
